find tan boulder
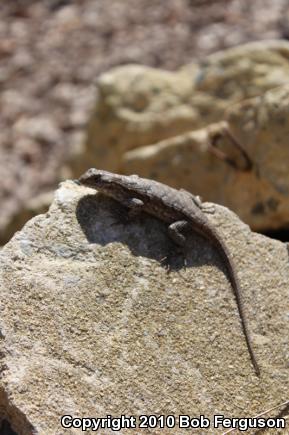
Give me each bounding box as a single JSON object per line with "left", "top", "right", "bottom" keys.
{"left": 70, "top": 40, "right": 289, "bottom": 176}
{"left": 0, "top": 180, "right": 288, "bottom": 433}
{"left": 124, "top": 84, "right": 289, "bottom": 231}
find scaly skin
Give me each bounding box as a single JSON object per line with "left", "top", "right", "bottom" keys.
{"left": 78, "top": 168, "right": 260, "bottom": 376}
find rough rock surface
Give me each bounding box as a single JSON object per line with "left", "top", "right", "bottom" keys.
{"left": 75, "top": 40, "right": 289, "bottom": 176}
{"left": 124, "top": 80, "right": 289, "bottom": 232}
{"left": 0, "top": 181, "right": 288, "bottom": 434}
{"left": 75, "top": 41, "right": 289, "bottom": 232}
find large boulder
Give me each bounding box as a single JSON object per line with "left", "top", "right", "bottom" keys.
{"left": 124, "top": 81, "right": 289, "bottom": 232}
{"left": 0, "top": 180, "right": 288, "bottom": 433}
{"left": 72, "top": 40, "right": 289, "bottom": 175}
{"left": 66, "top": 40, "right": 289, "bottom": 233}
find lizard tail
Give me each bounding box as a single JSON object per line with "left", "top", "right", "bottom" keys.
{"left": 204, "top": 225, "right": 260, "bottom": 377}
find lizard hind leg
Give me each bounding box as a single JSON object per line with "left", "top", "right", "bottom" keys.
{"left": 179, "top": 188, "right": 203, "bottom": 208}
{"left": 200, "top": 203, "right": 216, "bottom": 214}
{"left": 168, "top": 220, "right": 190, "bottom": 246}
{"left": 179, "top": 188, "right": 215, "bottom": 214}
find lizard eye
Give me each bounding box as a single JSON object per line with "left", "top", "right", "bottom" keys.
{"left": 79, "top": 170, "right": 102, "bottom": 186}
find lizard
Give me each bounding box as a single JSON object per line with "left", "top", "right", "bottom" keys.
{"left": 77, "top": 168, "right": 260, "bottom": 376}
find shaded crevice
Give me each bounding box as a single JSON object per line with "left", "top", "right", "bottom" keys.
{"left": 0, "top": 388, "right": 37, "bottom": 435}
{"left": 0, "top": 420, "right": 18, "bottom": 435}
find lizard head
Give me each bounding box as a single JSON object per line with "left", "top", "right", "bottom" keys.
{"left": 78, "top": 168, "right": 113, "bottom": 189}
{"left": 78, "top": 168, "right": 139, "bottom": 203}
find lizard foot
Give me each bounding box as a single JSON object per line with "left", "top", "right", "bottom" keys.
{"left": 201, "top": 204, "right": 216, "bottom": 214}
{"left": 160, "top": 248, "right": 187, "bottom": 273}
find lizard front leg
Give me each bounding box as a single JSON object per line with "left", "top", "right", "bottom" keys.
{"left": 112, "top": 197, "right": 144, "bottom": 225}
{"left": 123, "top": 197, "right": 145, "bottom": 218}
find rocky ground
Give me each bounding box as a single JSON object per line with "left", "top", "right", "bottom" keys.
{"left": 1, "top": 0, "right": 289, "bottom": 240}
{"left": 1, "top": 179, "right": 288, "bottom": 434}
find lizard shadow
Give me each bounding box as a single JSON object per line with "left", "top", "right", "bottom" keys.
{"left": 76, "top": 193, "right": 226, "bottom": 275}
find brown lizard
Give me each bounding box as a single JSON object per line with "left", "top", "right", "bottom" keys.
{"left": 78, "top": 168, "right": 260, "bottom": 376}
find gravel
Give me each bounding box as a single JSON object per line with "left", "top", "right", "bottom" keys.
{"left": 1, "top": 0, "right": 289, "bottom": 238}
